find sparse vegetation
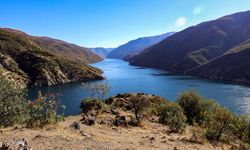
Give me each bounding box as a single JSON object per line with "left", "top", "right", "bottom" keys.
{"left": 82, "top": 81, "right": 110, "bottom": 100}
{"left": 0, "top": 28, "right": 103, "bottom": 88}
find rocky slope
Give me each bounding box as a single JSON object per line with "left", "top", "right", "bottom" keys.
{"left": 129, "top": 10, "right": 250, "bottom": 84}
{"left": 90, "top": 47, "right": 114, "bottom": 58}
{"left": 186, "top": 40, "right": 250, "bottom": 84}
{"left": 107, "top": 32, "right": 175, "bottom": 59}
{"left": 0, "top": 28, "right": 103, "bottom": 88}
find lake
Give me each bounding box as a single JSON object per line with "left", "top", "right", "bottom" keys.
{"left": 28, "top": 59, "right": 250, "bottom": 116}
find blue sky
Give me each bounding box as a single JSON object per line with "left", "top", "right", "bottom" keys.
{"left": 1, "top": 0, "right": 250, "bottom": 47}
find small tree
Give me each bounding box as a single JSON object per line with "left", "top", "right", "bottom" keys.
{"left": 82, "top": 81, "right": 110, "bottom": 100}
{"left": 27, "top": 92, "right": 65, "bottom": 128}
{"left": 80, "top": 81, "right": 110, "bottom": 115}
{"left": 177, "top": 90, "right": 217, "bottom": 125}
{"left": 129, "top": 95, "right": 150, "bottom": 123}
{"left": 157, "top": 102, "right": 187, "bottom": 133}
{"left": 205, "top": 107, "right": 234, "bottom": 141}
{"left": 0, "top": 78, "right": 29, "bottom": 127}
{"left": 233, "top": 116, "right": 250, "bottom": 143}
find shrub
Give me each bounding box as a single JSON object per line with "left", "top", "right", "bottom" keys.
{"left": 204, "top": 107, "right": 234, "bottom": 141}
{"left": 233, "top": 116, "right": 250, "bottom": 143}
{"left": 80, "top": 98, "right": 108, "bottom": 114}
{"left": 177, "top": 90, "right": 217, "bottom": 125}
{"left": 129, "top": 95, "right": 151, "bottom": 124}
{"left": 27, "top": 92, "right": 65, "bottom": 128}
{"left": 0, "top": 78, "right": 29, "bottom": 127}
{"left": 156, "top": 102, "right": 187, "bottom": 133}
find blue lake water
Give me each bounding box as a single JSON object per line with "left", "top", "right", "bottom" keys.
{"left": 28, "top": 59, "right": 250, "bottom": 116}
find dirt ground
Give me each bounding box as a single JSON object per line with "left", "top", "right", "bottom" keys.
{"left": 0, "top": 115, "right": 233, "bottom": 150}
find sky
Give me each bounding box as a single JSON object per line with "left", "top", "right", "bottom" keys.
{"left": 0, "top": 0, "right": 250, "bottom": 48}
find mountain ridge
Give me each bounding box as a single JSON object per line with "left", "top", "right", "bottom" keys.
{"left": 107, "top": 32, "right": 175, "bottom": 59}
{"left": 129, "top": 10, "right": 250, "bottom": 84}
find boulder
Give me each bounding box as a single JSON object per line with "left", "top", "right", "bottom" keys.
{"left": 113, "top": 116, "right": 128, "bottom": 127}
{"left": 70, "top": 122, "right": 81, "bottom": 130}
{"left": 0, "top": 139, "right": 32, "bottom": 150}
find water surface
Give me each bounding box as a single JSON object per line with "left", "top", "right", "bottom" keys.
{"left": 28, "top": 59, "right": 250, "bottom": 116}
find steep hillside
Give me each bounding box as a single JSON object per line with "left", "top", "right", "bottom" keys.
{"left": 2, "top": 28, "right": 103, "bottom": 64}
{"left": 33, "top": 37, "right": 103, "bottom": 64}
{"left": 107, "top": 32, "right": 175, "bottom": 59}
{"left": 90, "top": 47, "right": 114, "bottom": 58}
{"left": 130, "top": 11, "right": 250, "bottom": 74}
{"left": 186, "top": 40, "right": 250, "bottom": 84}
{"left": 0, "top": 29, "right": 103, "bottom": 88}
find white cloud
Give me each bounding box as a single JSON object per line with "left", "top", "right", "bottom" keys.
{"left": 193, "top": 4, "right": 205, "bottom": 15}
{"left": 176, "top": 17, "right": 187, "bottom": 27}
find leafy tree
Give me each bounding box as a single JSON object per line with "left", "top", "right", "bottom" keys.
{"left": 0, "top": 78, "right": 29, "bottom": 127}
{"left": 156, "top": 102, "right": 187, "bottom": 133}
{"left": 177, "top": 90, "right": 217, "bottom": 125}
{"left": 129, "top": 95, "right": 150, "bottom": 124}
{"left": 233, "top": 116, "right": 250, "bottom": 143}
{"left": 205, "top": 107, "right": 234, "bottom": 141}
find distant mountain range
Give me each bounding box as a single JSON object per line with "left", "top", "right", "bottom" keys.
{"left": 107, "top": 32, "right": 175, "bottom": 59}
{"left": 129, "top": 10, "right": 250, "bottom": 84}
{"left": 90, "top": 47, "right": 115, "bottom": 58}
{"left": 0, "top": 28, "right": 103, "bottom": 88}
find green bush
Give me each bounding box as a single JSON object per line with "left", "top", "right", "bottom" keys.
{"left": 204, "top": 107, "right": 234, "bottom": 141}
{"left": 80, "top": 98, "right": 108, "bottom": 114}
{"left": 233, "top": 116, "right": 250, "bottom": 143}
{"left": 156, "top": 102, "right": 187, "bottom": 133}
{"left": 129, "top": 95, "right": 151, "bottom": 124}
{"left": 177, "top": 90, "right": 217, "bottom": 125}
{"left": 0, "top": 78, "right": 29, "bottom": 127}
{"left": 27, "top": 92, "right": 65, "bottom": 128}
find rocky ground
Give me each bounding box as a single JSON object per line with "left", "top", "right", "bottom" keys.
{"left": 0, "top": 115, "right": 233, "bottom": 150}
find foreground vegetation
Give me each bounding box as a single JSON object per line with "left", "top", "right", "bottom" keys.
{"left": 1, "top": 80, "right": 250, "bottom": 149}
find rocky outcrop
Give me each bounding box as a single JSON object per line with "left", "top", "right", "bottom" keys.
{"left": 0, "top": 28, "right": 103, "bottom": 88}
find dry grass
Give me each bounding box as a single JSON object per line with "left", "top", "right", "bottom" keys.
{"left": 0, "top": 114, "right": 233, "bottom": 150}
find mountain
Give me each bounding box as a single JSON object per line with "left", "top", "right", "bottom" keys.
{"left": 130, "top": 10, "right": 250, "bottom": 84}
{"left": 2, "top": 28, "right": 103, "bottom": 64}
{"left": 0, "top": 28, "right": 103, "bottom": 88}
{"left": 186, "top": 40, "right": 250, "bottom": 84}
{"left": 107, "top": 32, "right": 175, "bottom": 59}
{"left": 90, "top": 47, "right": 114, "bottom": 58}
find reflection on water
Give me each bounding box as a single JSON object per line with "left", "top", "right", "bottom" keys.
{"left": 28, "top": 59, "right": 250, "bottom": 116}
